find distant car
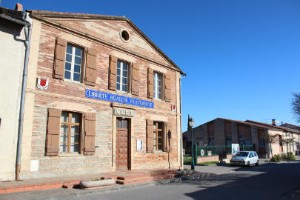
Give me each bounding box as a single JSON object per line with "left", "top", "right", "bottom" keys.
{"left": 230, "top": 151, "right": 259, "bottom": 166}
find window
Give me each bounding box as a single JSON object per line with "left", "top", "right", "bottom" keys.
{"left": 208, "top": 136, "right": 214, "bottom": 145}
{"left": 60, "top": 111, "right": 81, "bottom": 153}
{"left": 117, "top": 60, "right": 129, "bottom": 92}
{"left": 153, "top": 121, "right": 164, "bottom": 151}
{"left": 226, "top": 136, "right": 232, "bottom": 145}
{"left": 153, "top": 72, "right": 163, "bottom": 99}
{"left": 64, "top": 44, "right": 83, "bottom": 82}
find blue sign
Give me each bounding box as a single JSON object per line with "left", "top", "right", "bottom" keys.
{"left": 85, "top": 89, "right": 154, "bottom": 109}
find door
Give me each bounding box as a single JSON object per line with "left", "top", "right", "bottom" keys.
{"left": 116, "top": 118, "right": 130, "bottom": 170}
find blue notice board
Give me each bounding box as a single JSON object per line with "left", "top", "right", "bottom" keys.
{"left": 85, "top": 89, "right": 154, "bottom": 109}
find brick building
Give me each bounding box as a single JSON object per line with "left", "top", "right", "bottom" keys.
{"left": 19, "top": 10, "right": 184, "bottom": 179}
{"left": 183, "top": 118, "right": 299, "bottom": 158}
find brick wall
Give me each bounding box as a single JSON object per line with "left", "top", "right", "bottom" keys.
{"left": 22, "top": 14, "right": 181, "bottom": 179}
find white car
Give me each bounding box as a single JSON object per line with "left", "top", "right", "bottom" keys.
{"left": 230, "top": 151, "right": 259, "bottom": 166}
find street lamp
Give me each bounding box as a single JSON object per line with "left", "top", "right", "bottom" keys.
{"left": 189, "top": 117, "right": 195, "bottom": 170}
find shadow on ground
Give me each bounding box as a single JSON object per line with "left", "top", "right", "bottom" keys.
{"left": 179, "top": 161, "right": 300, "bottom": 200}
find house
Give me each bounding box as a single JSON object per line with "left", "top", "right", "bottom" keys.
{"left": 0, "top": 4, "right": 31, "bottom": 181}
{"left": 280, "top": 123, "right": 300, "bottom": 154}
{"left": 183, "top": 118, "right": 300, "bottom": 158}
{"left": 16, "top": 9, "right": 184, "bottom": 180}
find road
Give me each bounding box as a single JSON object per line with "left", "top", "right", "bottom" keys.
{"left": 2, "top": 161, "right": 300, "bottom": 200}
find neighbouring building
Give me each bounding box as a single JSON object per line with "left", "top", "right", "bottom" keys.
{"left": 16, "top": 9, "right": 184, "bottom": 180}
{"left": 281, "top": 123, "right": 300, "bottom": 154}
{"left": 0, "top": 5, "right": 31, "bottom": 181}
{"left": 183, "top": 118, "right": 300, "bottom": 158}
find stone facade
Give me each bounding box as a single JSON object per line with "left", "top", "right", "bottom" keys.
{"left": 20, "top": 10, "right": 183, "bottom": 179}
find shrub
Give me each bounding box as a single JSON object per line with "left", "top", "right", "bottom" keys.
{"left": 270, "top": 154, "right": 281, "bottom": 162}
{"left": 184, "top": 156, "right": 192, "bottom": 165}
{"left": 287, "top": 152, "right": 296, "bottom": 161}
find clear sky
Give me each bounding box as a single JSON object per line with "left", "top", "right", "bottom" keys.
{"left": 2, "top": 0, "right": 300, "bottom": 130}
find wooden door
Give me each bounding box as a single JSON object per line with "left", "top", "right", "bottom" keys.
{"left": 116, "top": 118, "right": 130, "bottom": 170}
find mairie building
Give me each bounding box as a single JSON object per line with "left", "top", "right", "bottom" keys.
{"left": 0, "top": 6, "right": 184, "bottom": 180}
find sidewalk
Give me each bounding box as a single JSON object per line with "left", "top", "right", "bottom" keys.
{"left": 0, "top": 169, "right": 177, "bottom": 194}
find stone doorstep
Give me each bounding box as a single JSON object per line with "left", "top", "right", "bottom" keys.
{"left": 0, "top": 170, "right": 177, "bottom": 194}
{"left": 116, "top": 173, "right": 176, "bottom": 185}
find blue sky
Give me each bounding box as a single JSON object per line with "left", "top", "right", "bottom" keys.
{"left": 2, "top": 0, "right": 300, "bottom": 130}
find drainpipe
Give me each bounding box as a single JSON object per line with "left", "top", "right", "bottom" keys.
{"left": 179, "top": 73, "right": 186, "bottom": 169}
{"left": 15, "top": 11, "right": 32, "bottom": 180}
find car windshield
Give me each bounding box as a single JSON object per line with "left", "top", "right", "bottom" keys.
{"left": 235, "top": 152, "right": 249, "bottom": 157}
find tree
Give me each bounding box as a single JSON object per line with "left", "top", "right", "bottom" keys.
{"left": 264, "top": 133, "right": 279, "bottom": 158}
{"left": 292, "top": 93, "right": 300, "bottom": 122}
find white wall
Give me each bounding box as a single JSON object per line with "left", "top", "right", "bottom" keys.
{"left": 0, "top": 20, "right": 26, "bottom": 180}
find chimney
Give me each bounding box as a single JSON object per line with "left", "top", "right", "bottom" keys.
{"left": 272, "top": 119, "right": 276, "bottom": 126}
{"left": 15, "top": 3, "right": 23, "bottom": 11}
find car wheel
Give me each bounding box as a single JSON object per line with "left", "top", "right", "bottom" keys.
{"left": 255, "top": 160, "right": 259, "bottom": 166}
{"left": 247, "top": 161, "right": 250, "bottom": 166}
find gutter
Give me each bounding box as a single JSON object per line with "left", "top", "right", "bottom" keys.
{"left": 15, "top": 11, "right": 32, "bottom": 180}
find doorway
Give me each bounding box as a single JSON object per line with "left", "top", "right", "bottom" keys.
{"left": 116, "top": 118, "right": 130, "bottom": 170}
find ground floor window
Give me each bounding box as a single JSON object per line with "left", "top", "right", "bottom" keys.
{"left": 60, "top": 111, "right": 81, "bottom": 153}
{"left": 153, "top": 121, "right": 164, "bottom": 151}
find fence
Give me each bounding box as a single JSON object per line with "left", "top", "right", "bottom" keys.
{"left": 184, "top": 144, "right": 254, "bottom": 163}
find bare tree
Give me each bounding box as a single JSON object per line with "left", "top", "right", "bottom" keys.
{"left": 264, "top": 133, "right": 279, "bottom": 158}
{"left": 292, "top": 93, "right": 300, "bottom": 122}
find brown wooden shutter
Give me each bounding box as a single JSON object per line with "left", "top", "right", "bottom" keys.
{"left": 46, "top": 108, "right": 61, "bottom": 156}
{"left": 146, "top": 119, "right": 154, "bottom": 153}
{"left": 85, "top": 48, "right": 97, "bottom": 86}
{"left": 147, "top": 68, "right": 154, "bottom": 99}
{"left": 84, "top": 113, "right": 96, "bottom": 156}
{"left": 131, "top": 63, "right": 139, "bottom": 96}
{"left": 163, "top": 122, "right": 168, "bottom": 152}
{"left": 54, "top": 38, "right": 67, "bottom": 79}
{"left": 108, "top": 55, "right": 117, "bottom": 91}
{"left": 164, "top": 73, "right": 171, "bottom": 102}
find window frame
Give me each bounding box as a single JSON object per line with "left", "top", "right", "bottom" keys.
{"left": 153, "top": 121, "right": 164, "bottom": 151}
{"left": 60, "top": 111, "right": 82, "bottom": 153}
{"left": 64, "top": 43, "right": 83, "bottom": 83}
{"left": 153, "top": 71, "right": 163, "bottom": 100}
{"left": 116, "top": 59, "right": 129, "bottom": 92}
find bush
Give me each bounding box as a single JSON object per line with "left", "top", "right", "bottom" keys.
{"left": 184, "top": 156, "right": 192, "bottom": 165}
{"left": 287, "top": 152, "right": 296, "bottom": 161}
{"left": 270, "top": 153, "right": 296, "bottom": 162}
{"left": 199, "top": 161, "right": 218, "bottom": 166}
{"left": 270, "top": 154, "right": 281, "bottom": 162}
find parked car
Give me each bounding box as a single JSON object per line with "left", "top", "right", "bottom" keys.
{"left": 230, "top": 151, "right": 259, "bottom": 166}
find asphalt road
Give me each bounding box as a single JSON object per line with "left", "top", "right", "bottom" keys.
{"left": 2, "top": 161, "right": 300, "bottom": 200}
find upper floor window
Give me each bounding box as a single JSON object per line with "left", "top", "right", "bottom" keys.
{"left": 60, "top": 111, "right": 81, "bottom": 153}
{"left": 117, "top": 60, "right": 129, "bottom": 92}
{"left": 65, "top": 44, "right": 83, "bottom": 82}
{"left": 154, "top": 72, "right": 163, "bottom": 99}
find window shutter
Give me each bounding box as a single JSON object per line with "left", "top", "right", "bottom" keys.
{"left": 54, "top": 38, "right": 67, "bottom": 79}
{"left": 146, "top": 119, "right": 154, "bottom": 153}
{"left": 46, "top": 108, "right": 61, "bottom": 156}
{"left": 85, "top": 48, "right": 97, "bottom": 86}
{"left": 164, "top": 73, "right": 171, "bottom": 102}
{"left": 163, "top": 122, "right": 168, "bottom": 152}
{"left": 147, "top": 68, "right": 154, "bottom": 99}
{"left": 131, "top": 63, "right": 139, "bottom": 96}
{"left": 84, "top": 113, "right": 96, "bottom": 156}
{"left": 108, "top": 55, "right": 117, "bottom": 91}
